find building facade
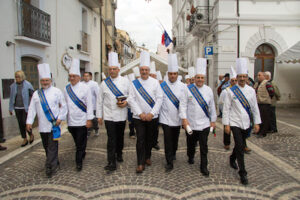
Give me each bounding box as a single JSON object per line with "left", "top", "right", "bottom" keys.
{"left": 0, "top": 0, "right": 102, "bottom": 138}
{"left": 170, "top": 0, "right": 300, "bottom": 105}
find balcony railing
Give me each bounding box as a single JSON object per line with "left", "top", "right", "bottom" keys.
{"left": 173, "top": 36, "right": 186, "bottom": 52}
{"left": 18, "top": 1, "right": 51, "bottom": 43}
{"left": 81, "top": 31, "right": 90, "bottom": 52}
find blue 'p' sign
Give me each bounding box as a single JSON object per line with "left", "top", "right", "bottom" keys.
{"left": 205, "top": 46, "right": 213, "bottom": 55}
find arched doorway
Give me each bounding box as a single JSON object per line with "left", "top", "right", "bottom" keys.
{"left": 21, "top": 57, "right": 39, "bottom": 90}
{"left": 254, "top": 44, "right": 275, "bottom": 80}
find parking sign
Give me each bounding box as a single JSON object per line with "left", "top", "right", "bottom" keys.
{"left": 205, "top": 46, "right": 213, "bottom": 56}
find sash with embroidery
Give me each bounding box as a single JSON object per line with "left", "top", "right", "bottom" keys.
{"left": 230, "top": 85, "right": 253, "bottom": 137}
{"left": 133, "top": 79, "right": 155, "bottom": 108}
{"left": 38, "top": 89, "right": 61, "bottom": 140}
{"left": 66, "top": 84, "right": 87, "bottom": 112}
{"left": 188, "top": 84, "right": 210, "bottom": 119}
{"left": 104, "top": 77, "right": 124, "bottom": 97}
{"left": 160, "top": 81, "right": 179, "bottom": 109}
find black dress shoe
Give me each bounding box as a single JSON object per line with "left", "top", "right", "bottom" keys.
{"left": 76, "top": 164, "right": 82, "bottom": 171}
{"left": 0, "top": 138, "right": 6, "bottom": 143}
{"left": 153, "top": 144, "right": 160, "bottom": 150}
{"left": 104, "top": 163, "right": 116, "bottom": 171}
{"left": 165, "top": 163, "right": 173, "bottom": 172}
{"left": 0, "top": 145, "right": 7, "bottom": 151}
{"left": 188, "top": 158, "right": 194, "bottom": 164}
{"left": 117, "top": 155, "right": 123, "bottom": 162}
{"left": 257, "top": 134, "right": 266, "bottom": 138}
{"left": 21, "top": 140, "right": 28, "bottom": 147}
{"left": 240, "top": 175, "right": 248, "bottom": 185}
{"left": 200, "top": 168, "right": 210, "bottom": 177}
{"left": 230, "top": 157, "right": 238, "bottom": 170}
{"left": 104, "top": 163, "right": 112, "bottom": 170}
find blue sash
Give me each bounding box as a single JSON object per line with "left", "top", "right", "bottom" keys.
{"left": 188, "top": 84, "right": 210, "bottom": 119}
{"left": 133, "top": 79, "right": 155, "bottom": 108}
{"left": 66, "top": 84, "right": 87, "bottom": 112}
{"left": 230, "top": 85, "right": 253, "bottom": 137}
{"left": 104, "top": 77, "right": 124, "bottom": 97}
{"left": 38, "top": 89, "right": 61, "bottom": 140}
{"left": 160, "top": 81, "right": 179, "bottom": 109}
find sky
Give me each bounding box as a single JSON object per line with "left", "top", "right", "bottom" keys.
{"left": 116, "top": 0, "right": 172, "bottom": 53}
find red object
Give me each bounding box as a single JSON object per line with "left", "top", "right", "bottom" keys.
{"left": 161, "top": 32, "right": 165, "bottom": 45}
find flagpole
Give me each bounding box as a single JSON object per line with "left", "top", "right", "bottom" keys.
{"left": 156, "top": 17, "right": 166, "bottom": 31}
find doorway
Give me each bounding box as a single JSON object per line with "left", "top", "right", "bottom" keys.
{"left": 21, "top": 57, "right": 39, "bottom": 90}
{"left": 254, "top": 44, "right": 275, "bottom": 80}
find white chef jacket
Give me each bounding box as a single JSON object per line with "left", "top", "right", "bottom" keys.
{"left": 96, "top": 75, "right": 130, "bottom": 121}
{"left": 64, "top": 82, "right": 94, "bottom": 126}
{"left": 26, "top": 86, "right": 67, "bottom": 133}
{"left": 82, "top": 80, "right": 99, "bottom": 111}
{"left": 179, "top": 84, "right": 217, "bottom": 131}
{"left": 159, "top": 79, "right": 186, "bottom": 127}
{"left": 222, "top": 84, "right": 261, "bottom": 130}
{"left": 128, "top": 76, "right": 163, "bottom": 119}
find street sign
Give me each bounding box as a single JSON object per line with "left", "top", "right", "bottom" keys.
{"left": 205, "top": 46, "right": 213, "bottom": 56}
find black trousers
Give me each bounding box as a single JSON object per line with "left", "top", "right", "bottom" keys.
{"left": 231, "top": 126, "right": 248, "bottom": 177}
{"left": 258, "top": 104, "right": 271, "bottom": 136}
{"left": 40, "top": 132, "right": 59, "bottom": 169}
{"left": 223, "top": 125, "right": 231, "bottom": 146}
{"left": 104, "top": 120, "right": 126, "bottom": 164}
{"left": 270, "top": 106, "right": 278, "bottom": 132}
{"left": 153, "top": 120, "right": 159, "bottom": 147}
{"left": 186, "top": 127, "right": 210, "bottom": 170}
{"left": 15, "top": 109, "right": 32, "bottom": 138}
{"left": 68, "top": 126, "right": 87, "bottom": 165}
{"left": 88, "top": 111, "right": 99, "bottom": 133}
{"left": 134, "top": 118, "right": 158, "bottom": 165}
{"left": 162, "top": 124, "right": 180, "bottom": 164}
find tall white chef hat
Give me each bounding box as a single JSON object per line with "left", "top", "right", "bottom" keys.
{"left": 230, "top": 66, "right": 237, "bottom": 79}
{"left": 133, "top": 66, "right": 140, "bottom": 78}
{"left": 236, "top": 58, "right": 249, "bottom": 75}
{"left": 108, "top": 52, "right": 119, "bottom": 68}
{"left": 195, "top": 58, "right": 207, "bottom": 75}
{"left": 150, "top": 61, "right": 156, "bottom": 74}
{"left": 188, "top": 67, "right": 195, "bottom": 78}
{"left": 156, "top": 71, "right": 162, "bottom": 81}
{"left": 167, "top": 54, "right": 179, "bottom": 72}
{"left": 140, "top": 51, "right": 150, "bottom": 67}
{"left": 38, "top": 63, "right": 51, "bottom": 79}
{"left": 69, "top": 58, "right": 81, "bottom": 76}
{"left": 185, "top": 74, "right": 190, "bottom": 80}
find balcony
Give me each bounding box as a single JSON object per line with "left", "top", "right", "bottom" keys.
{"left": 81, "top": 31, "right": 90, "bottom": 53}
{"left": 186, "top": 6, "right": 213, "bottom": 37}
{"left": 173, "top": 36, "right": 186, "bottom": 53}
{"left": 79, "top": 0, "right": 102, "bottom": 8}
{"left": 17, "top": 1, "right": 51, "bottom": 44}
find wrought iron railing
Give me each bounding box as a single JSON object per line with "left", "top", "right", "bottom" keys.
{"left": 188, "top": 6, "right": 213, "bottom": 31}
{"left": 19, "top": 1, "right": 51, "bottom": 43}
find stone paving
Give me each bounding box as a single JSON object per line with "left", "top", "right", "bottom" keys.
{"left": 0, "top": 108, "right": 300, "bottom": 200}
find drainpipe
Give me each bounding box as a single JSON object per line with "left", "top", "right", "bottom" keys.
{"left": 100, "top": 6, "right": 103, "bottom": 82}
{"left": 237, "top": 0, "right": 240, "bottom": 58}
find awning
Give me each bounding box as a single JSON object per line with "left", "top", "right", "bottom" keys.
{"left": 277, "top": 41, "right": 300, "bottom": 63}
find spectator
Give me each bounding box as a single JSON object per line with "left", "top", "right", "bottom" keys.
{"left": 265, "top": 71, "right": 280, "bottom": 133}
{"left": 9, "top": 70, "right": 34, "bottom": 147}
{"left": 254, "top": 72, "right": 274, "bottom": 138}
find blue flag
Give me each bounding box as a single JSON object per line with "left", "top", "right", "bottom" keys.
{"left": 164, "top": 31, "right": 172, "bottom": 47}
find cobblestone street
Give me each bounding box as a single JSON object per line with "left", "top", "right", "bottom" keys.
{"left": 0, "top": 108, "right": 299, "bottom": 200}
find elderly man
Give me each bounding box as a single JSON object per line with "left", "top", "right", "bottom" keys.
{"left": 82, "top": 72, "right": 99, "bottom": 137}
{"left": 254, "top": 71, "right": 274, "bottom": 138}
{"left": 64, "top": 59, "right": 94, "bottom": 171}
{"left": 26, "top": 63, "right": 67, "bottom": 178}
{"left": 160, "top": 54, "right": 186, "bottom": 171}
{"left": 128, "top": 51, "right": 163, "bottom": 173}
{"left": 97, "top": 52, "right": 130, "bottom": 171}
{"left": 265, "top": 71, "right": 280, "bottom": 133}
{"left": 223, "top": 58, "right": 261, "bottom": 185}
{"left": 180, "top": 58, "right": 217, "bottom": 177}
